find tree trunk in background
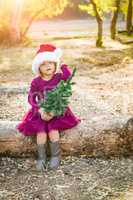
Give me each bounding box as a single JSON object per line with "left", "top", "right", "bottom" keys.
{"left": 10, "top": 0, "right": 24, "bottom": 43}
{"left": 96, "top": 17, "right": 103, "bottom": 47}
{"left": 21, "top": 8, "right": 45, "bottom": 38}
{"left": 90, "top": 0, "right": 103, "bottom": 47}
{"left": 126, "top": 0, "right": 133, "bottom": 35}
{"left": 110, "top": 0, "right": 120, "bottom": 40}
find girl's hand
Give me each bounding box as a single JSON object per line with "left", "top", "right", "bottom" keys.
{"left": 43, "top": 112, "right": 54, "bottom": 121}
{"left": 39, "top": 109, "right": 54, "bottom": 121}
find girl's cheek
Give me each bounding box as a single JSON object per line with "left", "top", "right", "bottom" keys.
{"left": 41, "top": 68, "right": 46, "bottom": 73}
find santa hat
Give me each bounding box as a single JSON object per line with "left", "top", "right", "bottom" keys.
{"left": 32, "top": 44, "right": 62, "bottom": 74}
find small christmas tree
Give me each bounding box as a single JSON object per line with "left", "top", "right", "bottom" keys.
{"left": 38, "top": 67, "right": 77, "bottom": 116}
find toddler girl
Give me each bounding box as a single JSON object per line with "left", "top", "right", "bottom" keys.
{"left": 16, "top": 44, "right": 81, "bottom": 171}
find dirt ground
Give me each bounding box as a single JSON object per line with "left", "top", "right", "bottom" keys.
{"left": 0, "top": 19, "right": 133, "bottom": 200}
{"left": 0, "top": 156, "right": 133, "bottom": 200}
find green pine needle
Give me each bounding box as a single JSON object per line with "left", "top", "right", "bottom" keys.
{"left": 38, "top": 67, "right": 77, "bottom": 116}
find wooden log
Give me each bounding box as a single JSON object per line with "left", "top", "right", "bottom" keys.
{"left": 0, "top": 86, "right": 27, "bottom": 94}
{"left": 0, "top": 114, "right": 132, "bottom": 158}
{"left": 0, "top": 121, "right": 36, "bottom": 157}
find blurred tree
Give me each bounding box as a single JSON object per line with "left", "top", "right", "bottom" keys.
{"left": 23, "top": 0, "right": 69, "bottom": 35}
{"left": 119, "top": 0, "right": 133, "bottom": 34}
{"left": 90, "top": 0, "right": 103, "bottom": 47}
{"left": 59, "top": 0, "right": 88, "bottom": 19}
{"left": 79, "top": 0, "right": 133, "bottom": 44}
{"left": 126, "top": 0, "right": 133, "bottom": 35}
{"left": 0, "top": 0, "right": 69, "bottom": 45}
{"left": 110, "top": 0, "right": 121, "bottom": 39}
{"left": 79, "top": 0, "right": 111, "bottom": 47}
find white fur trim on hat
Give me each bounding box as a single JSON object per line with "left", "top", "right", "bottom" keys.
{"left": 32, "top": 48, "right": 62, "bottom": 74}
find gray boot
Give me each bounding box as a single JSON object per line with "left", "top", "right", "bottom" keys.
{"left": 49, "top": 140, "right": 61, "bottom": 170}
{"left": 36, "top": 143, "right": 47, "bottom": 171}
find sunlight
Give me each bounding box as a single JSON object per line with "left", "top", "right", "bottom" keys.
{"left": 16, "top": 0, "right": 22, "bottom": 3}
{"left": 15, "top": 0, "right": 24, "bottom": 9}
{"left": 11, "top": 0, "right": 24, "bottom": 21}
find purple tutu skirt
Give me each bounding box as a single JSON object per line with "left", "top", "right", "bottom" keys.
{"left": 16, "top": 107, "right": 81, "bottom": 136}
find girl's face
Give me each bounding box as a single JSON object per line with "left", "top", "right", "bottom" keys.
{"left": 39, "top": 61, "right": 56, "bottom": 77}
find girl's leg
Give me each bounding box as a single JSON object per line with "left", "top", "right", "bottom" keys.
{"left": 48, "top": 130, "right": 61, "bottom": 170}
{"left": 36, "top": 132, "right": 48, "bottom": 171}
{"left": 37, "top": 131, "right": 47, "bottom": 144}
{"left": 48, "top": 129, "right": 59, "bottom": 142}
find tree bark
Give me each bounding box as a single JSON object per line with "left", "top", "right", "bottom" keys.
{"left": 0, "top": 115, "right": 133, "bottom": 157}
{"left": 110, "top": 0, "right": 121, "bottom": 40}
{"left": 126, "top": 0, "right": 133, "bottom": 35}
{"left": 90, "top": 0, "right": 103, "bottom": 47}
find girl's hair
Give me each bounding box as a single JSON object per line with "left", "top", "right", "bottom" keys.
{"left": 39, "top": 62, "right": 57, "bottom": 77}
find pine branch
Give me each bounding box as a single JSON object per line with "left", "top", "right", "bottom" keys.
{"left": 38, "top": 67, "right": 77, "bottom": 116}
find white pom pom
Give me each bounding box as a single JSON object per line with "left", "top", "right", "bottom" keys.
{"left": 55, "top": 48, "right": 62, "bottom": 58}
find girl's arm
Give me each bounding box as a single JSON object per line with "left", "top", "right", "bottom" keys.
{"left": 60, "top": 63, "right": 72, "bottom": 81}
{"left": 28, "top": 79, "right": 43, "bottom": 112}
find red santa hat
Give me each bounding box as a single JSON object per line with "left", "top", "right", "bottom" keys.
{"left": 32, "top": 44, "right": 62, "bottom": 74}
